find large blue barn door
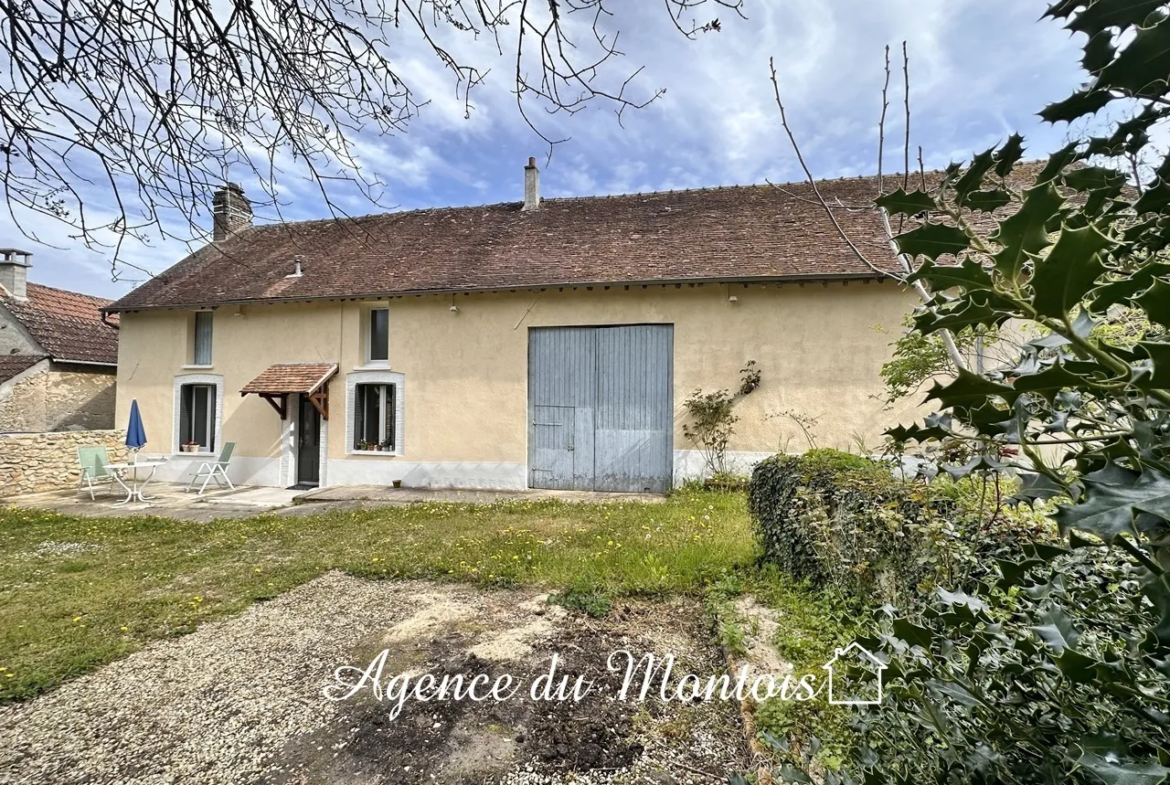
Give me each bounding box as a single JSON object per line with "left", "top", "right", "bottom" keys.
{"left": 528, "top": 325, "right": 673, "bottom": 493}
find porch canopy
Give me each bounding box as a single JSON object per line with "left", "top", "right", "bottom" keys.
{"left": 240, "top": 362, "right": 338, "bottom": 420}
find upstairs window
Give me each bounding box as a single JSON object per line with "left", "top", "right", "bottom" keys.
{"left": 193, "top": 311, "right": 213, "bottom": 366}
{"left": 367, "top": 308, "right": 389, "bottom": 364}
{"left": 179, "top": 383, "right": 216, "bottom": 451}
{"left": 354, "top": 383, "right": 395, "bottom": 451}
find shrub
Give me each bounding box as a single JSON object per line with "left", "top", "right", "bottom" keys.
{"left": 778, "top": 546, "right": 1170, "bottom": 785}
{"left": 749, "top": 449, "right": 1055, "bottom": 606}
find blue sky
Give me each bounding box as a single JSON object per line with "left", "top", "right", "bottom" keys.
{"left": 1, "top": 0, "right": 1087, "bottom": 300}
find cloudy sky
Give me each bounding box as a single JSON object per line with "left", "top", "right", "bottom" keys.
{"left": 1, "top": 0, "right": 1087, "bottom": 300}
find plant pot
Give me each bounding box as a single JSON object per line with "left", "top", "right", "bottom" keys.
{"left": 183, "top": 445, "right": 199, "bottom": 453}
{"left": 392, "top": 480, "right": 402, "bottom": 488}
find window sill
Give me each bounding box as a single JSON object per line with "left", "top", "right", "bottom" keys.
{"left": 174, "top": 451, "right": 216, "bottom": 458}
{"left": 353, "top": 362, "right": 390, "bottom": 372}
{"left": 181, "top": 364, "right": 214, "bottom": 370}
{"left": 348, "top": 450, "right": 401, "bottom": 458}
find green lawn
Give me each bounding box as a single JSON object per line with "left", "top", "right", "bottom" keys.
{"left": 0, "top": 490, "right": 763, "bottom": 702}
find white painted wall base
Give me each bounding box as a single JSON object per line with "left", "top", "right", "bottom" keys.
{"left": 327, "top": 459, "right": 527, "bottom": 490}
{"left": 672, "top": 449, "right": 775, "bottom": 485}
{"left": 136, "top": 453, "right": 283, "bottom": 489}
{"left": 137, "top": 450, "right": 781, "bottom": 492}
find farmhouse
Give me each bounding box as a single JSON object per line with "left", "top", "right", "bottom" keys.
{"left": 104, "top": 161, "right": 920, "bottom": 492}
{"left": 0, "top": 250, "right": 120, "bottom": 432}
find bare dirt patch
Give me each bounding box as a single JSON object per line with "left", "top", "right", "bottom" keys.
{"left": 0, "top": 573, "right": 747, "bottom": 785}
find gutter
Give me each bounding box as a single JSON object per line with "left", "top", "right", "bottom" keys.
{"left": 101, "top": 272, "right": 897, "bottom": 314}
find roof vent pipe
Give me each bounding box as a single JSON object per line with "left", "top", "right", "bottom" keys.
{"left": 522, "top": 157, "right": 540, "bottom": 211}
{"left": 286, "top": 255, "right": 304, "bottom": 278}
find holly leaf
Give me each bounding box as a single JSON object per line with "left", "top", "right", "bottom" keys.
{"left": 1076, "top": 753, "right": 1170, "bottom": 785}
{"left": 893, "top": 618, "right": 933, "bottom": 649}
{"left": 1012, "top": 362, "right": 1088, "bottom": 402}
{"left": 1031, "top": 224, "right": 1113, "bottom": 317}
{"left": 1097, "top": 14, "right": 1170, "bottom": 95}
{"left": 1053, "top": 469, "right": 1170, "bottom": 542}
{"left": 926, "top": 368, "right": 1019, "bottom": 409}
{"left": 954, "top": 148, "right": 997, "bottom": 206}
{"left": 1137, "top": 342, "right": 1170, "bottom": 387}
{"left": 907, "top": 258, "right": 994, "bottom": 292}
{"left": 1040, "top": 89, "right": 1114, "bottom": 123}
{"left": 895, "top": 222, "right": 971, "bottom": 261}
{"left": 995, "top": 133, "right": 1026, "bottom": 177}
{"left": 1037, "top": 143, "right": 1082, "bottom": 184}
{"left": 992, "top": 182, "right": 1064, "bottom": 279}
{"left": 1136, "top": 278, "right": 1170, "bottom": 329}
{"left": 1066, "top": 0, "right": 1165, "bottom": 37}
{"left": 965, "top": 190, "right": 1013, "bottom": 213}
{"left": 876, "top": 188, "right": 937, "bottom": 216}
{"left": 1031, "top": 605, "right": 1081, "bottom": 653}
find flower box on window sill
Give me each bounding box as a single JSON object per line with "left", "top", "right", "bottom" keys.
{"left": 352, "top": 449, "right": 398, "bottom": 457}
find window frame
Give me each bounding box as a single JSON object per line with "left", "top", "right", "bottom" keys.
{"left": 172, "top": 373, "right": 224, "bottom": 456}
{"left": 365, "top": 307, "right": 390, "bottom": 365}
{"left": 345, "top": 370, "right": 404, "bottom": 456}
{"left": 191, "top": 310, "right": 214, "bottom": 367}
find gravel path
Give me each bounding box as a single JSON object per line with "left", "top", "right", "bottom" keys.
{"left": 0, "top": 573, "right": 747, "bottom": 785}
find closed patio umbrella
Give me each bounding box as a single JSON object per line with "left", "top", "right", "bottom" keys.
{"left": 126, "top": 399, "right": 147, "bottom": 462}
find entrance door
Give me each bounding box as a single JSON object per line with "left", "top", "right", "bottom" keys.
{"left": 297, "top": 395, "right": 321, "bottom": 487}
{"left": 528, "top": 325, "right": 673, "bottom": 493}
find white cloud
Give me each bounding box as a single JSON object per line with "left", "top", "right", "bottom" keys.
{"left": 0, "top": 0, "right": 1087, "bottom": 297}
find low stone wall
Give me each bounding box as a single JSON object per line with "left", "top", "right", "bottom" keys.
{"left": 0, "top": 430, "right": 127, "bottom": 497}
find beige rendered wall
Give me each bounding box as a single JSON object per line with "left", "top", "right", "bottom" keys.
{"left": 114, "top": 281, "right": 922, "bottom": 486}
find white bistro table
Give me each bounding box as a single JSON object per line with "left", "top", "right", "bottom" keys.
{"left": 104, "top": 461, "right": 167, "bottom": 505}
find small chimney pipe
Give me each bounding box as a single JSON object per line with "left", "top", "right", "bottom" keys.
{"left": 522, "top": 157, "right": 540, "bottom": 211}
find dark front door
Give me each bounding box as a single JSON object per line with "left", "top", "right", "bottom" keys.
{"left": 297, "top": 395, "right": 321, "bottom": 486}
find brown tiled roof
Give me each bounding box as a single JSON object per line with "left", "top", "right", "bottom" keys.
{"left": 1, "top": 284, "right": 119, "bottom": 364}
{"left": 241, "top": 363, "right": 338, "bottom": 394}
{"left": 0, "top": 354, "right": 47, "bottom": 383}
{"left": 106, "top": 176, "right": 906, "bottom": 312}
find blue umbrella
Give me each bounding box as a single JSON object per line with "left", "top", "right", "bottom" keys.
{"left": 126, "top": 399, "right": 147, "bottom": 461}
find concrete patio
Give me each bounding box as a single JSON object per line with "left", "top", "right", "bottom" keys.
{"left": 3, "top": 482, "right": 666, "bottom": 521}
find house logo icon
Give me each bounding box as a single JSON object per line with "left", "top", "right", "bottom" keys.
{"left": 822, "top": 642, "right": 886, "bottom": 706}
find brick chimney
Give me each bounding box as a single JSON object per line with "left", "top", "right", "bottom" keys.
{"left": 0, "top": 248, "right": 32, "bottom": 300}
{"left": 522, "top": 157, "right": 540, "bottom": 211}
{"left": 212, "top": 182, "right": 253, "bottom": 241}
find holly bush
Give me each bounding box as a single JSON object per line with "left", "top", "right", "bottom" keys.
{"left": 765, "top": 2, "right": 1170, "bottom": 782}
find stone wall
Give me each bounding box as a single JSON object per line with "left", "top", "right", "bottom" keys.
{"left": 0, "top": 429, "right": 127, "bottom": 497}
{"left": 0, "top": 364, "right": 116, "bottom": 432}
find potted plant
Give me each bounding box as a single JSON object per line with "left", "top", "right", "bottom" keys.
{"left": 182, "top": 440, "right": 200, "bottom": 453}
{"left": 380, "top": 438, "right": 394, "bottom": 452}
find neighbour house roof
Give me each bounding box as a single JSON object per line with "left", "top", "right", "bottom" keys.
{"left": 241, "top": 363, "right": 339, "bottom": 395}
{"left": 0, "top": 353, "right": 47, "bottom": 383}
{"left": 1, "top": 283, "right": 119, "bottom": 364}
{"left": 105, "top": 176, "right": 906, "bottom": 313}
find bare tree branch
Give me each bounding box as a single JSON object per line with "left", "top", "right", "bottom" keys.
{"left": 768, "top": 54, "right": 969, "bottom": 373}
{"left": 0, "top": 0, "right": 744, "bottom": 277}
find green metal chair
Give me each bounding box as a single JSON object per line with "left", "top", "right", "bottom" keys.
{"left": 77, "top": 446, "right": 114, "bottom": 500}
{"left": 187, "top": 442, "right": 236, "bottom": 495}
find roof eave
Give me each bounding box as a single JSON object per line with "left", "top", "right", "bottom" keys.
{"left": 102, "top": 271, "right": 898, "bottom": 314}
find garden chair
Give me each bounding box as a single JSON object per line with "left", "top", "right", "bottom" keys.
{"left": 186, "top": 442, "right": 236, "bottom": 495}
{"left": 77, "top": 446, "right": 114, "bottom": 500}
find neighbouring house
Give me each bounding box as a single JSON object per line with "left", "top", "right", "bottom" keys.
{"left": 0, "top": 250, "right": 120, "bottom": 432}
{"left": 103, "top": 160, "right": 922, "bottom": 493}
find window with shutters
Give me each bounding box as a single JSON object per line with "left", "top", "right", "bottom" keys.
{"left": 179, "top": 383, "right": 216, "bottom": 451}
{"left": 354, "top": 384, "right": 395, "bottom": 451}
{"left": 191, "top": 311, "right": 213, "bottom": 366}
{"left": 172, "top": 374, "right": 222, "bottom": 454}
{"left": 345, "top": 370, "right": 404, "bottom": 455}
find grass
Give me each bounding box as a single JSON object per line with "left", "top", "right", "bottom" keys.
{"left": 0, "top": 490, "right": 756, "bottom": 702}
